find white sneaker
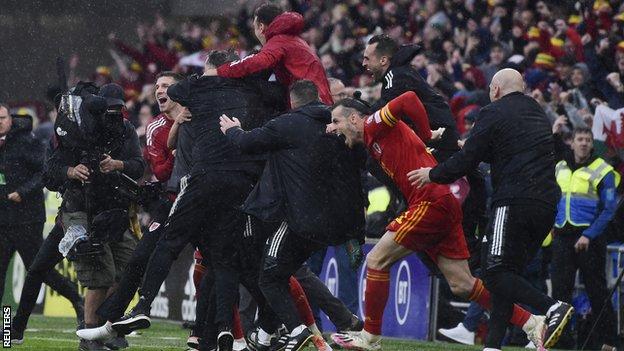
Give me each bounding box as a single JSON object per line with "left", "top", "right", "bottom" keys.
{"left": 331, "top": 331, "right": 381, "bottom": 351}
{"left": 233, "top": 337, "right": 248, "bottom": 351}
{"left": 76, "top": 321, "right": 115, "bottom": 341}
{"left": 438, "top": 323, "right": 475, "bottom": 345}
{"left": 522, "top": 315, "right": 547, "bottom": 351}
{"left": 526, "top": 341, "right": 536, "bottom": 348}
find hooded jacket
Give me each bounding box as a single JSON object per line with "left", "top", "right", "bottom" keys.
{"left": 373, "top": 44, "right": 460, "bottom": 161}
{"left": 216, "top": 12, "right": 333, "bottom": 105}
{"left": 225, "top": 102, "right": 365, "bottom": 245}
{"left": 0, "top": 115, "right": 45, "bottom": 225}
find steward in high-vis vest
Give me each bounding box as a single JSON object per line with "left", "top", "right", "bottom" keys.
{"left": 551, "top": 127, "right": 621, "bottom": 350}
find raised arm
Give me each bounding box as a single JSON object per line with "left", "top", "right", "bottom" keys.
{"left": 383, "top": 91, "right": 432, "bottom": 141}
{"left": 216, "top": 42, "right": 284, "bottom": 79}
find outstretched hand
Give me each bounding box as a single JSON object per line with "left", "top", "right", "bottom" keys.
{"left": 407, "top": 167, "right": 432, "bottom": 188}
{"left": 219, "top": 114, "right": 241, "bottom": 134}
{"left": 431, "top": 127, "right": 446, "bottom": 141}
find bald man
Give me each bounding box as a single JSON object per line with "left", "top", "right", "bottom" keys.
{"left": 409, "top": 69, "right": 573, "bottom": 351}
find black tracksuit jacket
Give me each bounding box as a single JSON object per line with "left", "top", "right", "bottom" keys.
{"left": 430, "top": 91, "right": 561, "bottom": 208}
{"left": 373, "top": 44, "right": 460, "bottom": 161}
{"left": 225, "top": 102, "right": 366, "bottom": 246}
{"left": 167, "top": 74, "right": 285, "bottom": 177}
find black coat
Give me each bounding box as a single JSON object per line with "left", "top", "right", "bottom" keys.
{"left": 0, "top": 116, "right": 45, "bottom": 225}
{"left": 430, "top": 92, "right": 561, "bottom": 208}
{"left": 373, "top": 45, "right": 460, "bottom": 161}
{"left": 167, "top": 74, "right": 285, "bottom": 176}
{"left": 225, "top": 102, "right": 366, "bottom": 245}
{"left": 45, "top": 120, "right": 145, "bottom": 213}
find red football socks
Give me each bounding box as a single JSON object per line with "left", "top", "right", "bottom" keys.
{"left": 469, "top": 278, "right": 530, "bottom": 327}
{"left": 233, "top": 304, "right": 244, "bottom": 340}
{"left": 363, "top": 267, "right": 390, "bottom": 335}
{"left": 288, "top": 276, "right": 316, "bottom": 327}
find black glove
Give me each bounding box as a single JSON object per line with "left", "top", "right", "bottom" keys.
{"left": 345, "top": 239, "right": 364, "bottom": 270}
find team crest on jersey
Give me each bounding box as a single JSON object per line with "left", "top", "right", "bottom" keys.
{"left": 149, "top": 222, "right": 161, "bottom": 232}
{"left": 372, "top": 142, "right": 382, "bottom": 154}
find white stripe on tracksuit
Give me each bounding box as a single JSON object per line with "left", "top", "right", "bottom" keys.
{"left": 244, "top": 215, "right": 253, "bottom": 238}
{"left": 491, "top": 206, "right": 508, "bottom": 256}
{"left": 268, "top": 222, "right": 288, "bottom": 257}
{"left": 168, "top": 174, "right": 189, "bottom": 217}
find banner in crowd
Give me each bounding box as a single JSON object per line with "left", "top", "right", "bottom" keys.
{"left": 318, "top": 244, "right": 432, "bottom": 340}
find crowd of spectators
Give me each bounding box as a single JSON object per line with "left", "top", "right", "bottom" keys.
{"left": 30, "top": 0, "right": 623, "bottom": 178}
{"left": 5, "top": 0, "right": 624, "bottom": 348}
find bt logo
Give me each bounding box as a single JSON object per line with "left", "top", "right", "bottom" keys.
{"left": 324, "top": 258, "right": 339, "bottom": 297}
{"left": 394, "top": 261, "right": 411, "bottom": 325}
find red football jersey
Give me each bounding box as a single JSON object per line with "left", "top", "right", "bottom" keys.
{"left": 144, "top": 113, "right": 174, "bottom": 182}
{"left": 364, "top": 101, "right": 451, "bottom": 206}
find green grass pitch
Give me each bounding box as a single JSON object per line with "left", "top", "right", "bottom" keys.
{"left": 11, "top": 315, "right": 531, "bottom": 350}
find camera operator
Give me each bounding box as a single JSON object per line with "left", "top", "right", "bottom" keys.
{"left": 49, "top": 83, "right": 144, "bottom": 350}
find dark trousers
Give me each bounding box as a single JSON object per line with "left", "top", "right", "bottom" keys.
{"left": 294, "top": 265, "right": 355, "bottom": 331}
{"left": 136, "top": 171, "right": 255, "bottom": 331}
{"left": 259, "top": 222, "right": 324, "bottom": 331}
{"left": 482, "top": 204, "right": 557, "bottom": 349}
{"left": 551, "top": 229, "right": 619, "bottom": 348}
{"left": 7, "top": 221, "right": 82, "bottom": 333}
{"left": 196, "top": 216, "right": 282, "bottom": 349}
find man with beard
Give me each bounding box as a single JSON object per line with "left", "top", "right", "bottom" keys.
{"left": 327, "top": 90, "right": 556, "bottom": 351}
{"left": 219, "top": 80, "right": 365, "bottom": 351}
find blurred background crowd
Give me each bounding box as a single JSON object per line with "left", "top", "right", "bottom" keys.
{"left": 3, "top": 0, "right": 624, "bottom": 349}
{"left": 3, "top": 0, "right": 624, "bottom": 179}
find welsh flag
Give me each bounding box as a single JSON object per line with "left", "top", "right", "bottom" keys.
{"left": 592, "top": 104, "right": 624, "bottom": 159}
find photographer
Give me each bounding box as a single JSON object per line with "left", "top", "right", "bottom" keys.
{"left": 49, "top": 83, "right": 144, "bottom": 350}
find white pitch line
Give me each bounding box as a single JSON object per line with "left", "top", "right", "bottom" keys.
{"left": 25, "top": 337, "right": 183, "bottom": 348}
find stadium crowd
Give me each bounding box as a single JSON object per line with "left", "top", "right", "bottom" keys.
{"left": 3, "top": 0, "right": 624, "bottom": 351}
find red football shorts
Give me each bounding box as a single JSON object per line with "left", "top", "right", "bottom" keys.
{"left": 387, "top": 193, "right": 469, "bottom": 262}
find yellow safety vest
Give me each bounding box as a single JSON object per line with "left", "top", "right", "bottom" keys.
{"left": 554, "top": 158, "right": 620, "bottom": 227}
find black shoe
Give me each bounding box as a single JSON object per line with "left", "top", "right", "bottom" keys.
{"left": 104, "top": 336, "right": 129, "bottom": 350}
{"left": 218, "top": 330, "right": 234, "bottom": 351}
{"left": 10, "top": 327, "right": 24, "bottom": 345}
{"left": 111, "top": 307, "right": 151, "bottom": 335}
{"left": 246, "top": 327, "right": 273, "bottom": 351}
{"left": 269, "top": 326, "right": 290, "bottom": 351}
{"left": 270, "top": 334, "right": 288, "bottom": 351}
{"left": 187, "top": 334, "right": 200, "bottom": 349}
{"left": 280, "top": 329, "right": 313, "bottom": 351}
{"left": 544, "top": 301, "right": 574, "bottom": 348}
{"left": 79, "top": 339, "right": 111, "bottom": 351}
{"left": 74, "top": 299, "right": 86, "bottom": 330}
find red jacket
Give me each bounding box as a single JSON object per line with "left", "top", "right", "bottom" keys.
{"left": 144, "top": 114, "right": 174, "bottom": 182}
{"left": 216, "top": 12, "right": 333, "bottom": 105}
